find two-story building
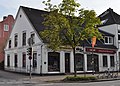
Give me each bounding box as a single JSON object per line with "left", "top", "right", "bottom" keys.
{"left": 4, "top": 6, "right": 118, "bottom": 74}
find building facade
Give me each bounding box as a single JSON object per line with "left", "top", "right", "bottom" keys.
{"left": 0, "top": 15, "right": 14, "bottom": 68}
{"left": 4, "top": 6, "right": 118, "bottom": 74}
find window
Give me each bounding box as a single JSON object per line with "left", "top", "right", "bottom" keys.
{"left": 14, "top": 34, "right": 18, "bottom": 47}
{"left": 8, "top": 40, "right": 11, "bottom": 48}
{"left": 4, "top": 24, "right": 9, "bottom": 31}
{"left": 14, "top": 54, "right": 18, "bottom": 67}
{"left": 118, "top": 35, "right": 120, "bottom": 40}
{"left": 22, "top": 32, "right": 26, "bottom": 46}
{"left": 75, "top": 53, "right": 84, "bottom": 71}
{"left": 104, "top": 36, "right": 113, "bottom": 44}
{"left": 7, "top": 54, "right": 10, "bottom": 67}
{"left": 33, "top": 52, "right": 37, "bottom": 68}
{"left": 110, "top": 56, "right": 115, "bottom": 67}
{"left": 48, "top": 52, "right": 60, "bottom": 72}
{"left": 22, "top": 53, "right": 26, "bottom": 68}
{"left": 103, "top": 55, "right": 108, "bottom": 67}
{"left": 31, "top": 33, "right": 35, "bottom": 44}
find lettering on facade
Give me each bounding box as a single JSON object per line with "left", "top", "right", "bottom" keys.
{"left": 86, "top": 48, "right": 116, "bottom": 54}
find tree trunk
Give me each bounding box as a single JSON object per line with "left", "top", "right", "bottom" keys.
{"left": 73, "top": 47, "right": 77, "bottom": 77}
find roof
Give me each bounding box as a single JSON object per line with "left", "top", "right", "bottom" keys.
{"left": 99, "top": 8, "right": 120, "bottom": 26}
{"left": 21, "top": 6, "right": 48, "bottom": 33}
{"left": 21, "top": 6, "right": 117, "bottom": 50}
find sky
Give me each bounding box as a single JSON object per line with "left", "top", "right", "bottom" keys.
{"left": 0, "top": 0, "right": 120, "bottom": 21}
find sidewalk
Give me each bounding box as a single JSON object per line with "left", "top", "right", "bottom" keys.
{"left": 22, "top": 73, "right": 120, "bottom": 83}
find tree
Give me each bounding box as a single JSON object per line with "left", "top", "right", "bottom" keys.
{"left": 40, "top": 0, "right": 102, "bottom": 77}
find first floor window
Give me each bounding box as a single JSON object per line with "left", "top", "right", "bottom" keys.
{"left": 87, "top": 54, "right": 93, "bottom": 71}
{"left": 7, "top": 54, "right": 10, "bottom": 67}
{"left": 22, "top": 53, "right": 26, "bottom": 68}
{"left": 110, "top": 56, "right": 115, "bottom": 67}
{"left": 48, "top": 52, "right": 60, "bottom": 72}
{"left": 33, "top": 52, "right": 37, "bottom": 68}
{"left": 75, "top": 53, "right": 84, "bottom": 71}
{"left": 14, "top": 54, "right": 18, "bottom": 67}
{"left": 103, "top": 55, "right": 108, "bottom": 67}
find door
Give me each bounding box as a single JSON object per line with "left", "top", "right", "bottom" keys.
{"left": 94, "top": 54, "right": 99, "bottom": 72}
{"left": 65, "top": 53, "right": 70, "bottom": 73}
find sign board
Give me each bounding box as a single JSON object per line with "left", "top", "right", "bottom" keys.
{"left": 86, "top": 48, "right": 116, "bottom": 54}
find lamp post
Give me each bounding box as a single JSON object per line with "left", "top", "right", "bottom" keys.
{"left": 91, "top": 36, "right": 96, "bottom": 75}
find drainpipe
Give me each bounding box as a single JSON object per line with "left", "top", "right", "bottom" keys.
{"left": 40, "top": 45, "right": 43, "bottom": 75}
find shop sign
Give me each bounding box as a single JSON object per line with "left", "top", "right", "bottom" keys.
{"left": 86, "top": 48, "right": 116, "bottom": 54}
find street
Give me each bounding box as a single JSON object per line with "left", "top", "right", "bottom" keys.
{"left": 0, "top": 70, "right": 120, "bottom": 86}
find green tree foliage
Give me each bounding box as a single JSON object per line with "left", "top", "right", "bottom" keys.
{"left": 41, "top": 0, "right": 102, "bottom": 76}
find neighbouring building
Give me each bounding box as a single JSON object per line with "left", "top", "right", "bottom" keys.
{"left": 4, "top": 6, "right": 118, "bottom": 74}
{"left": 98, "top": 8, "right": 120, "bottom": 71}
{"left": 0, "top": 15, "right": 14, "bottom": 69}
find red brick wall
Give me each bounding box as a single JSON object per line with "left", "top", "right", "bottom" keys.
{"left": 0, "top": 15, "right": 14, "bottom": 62}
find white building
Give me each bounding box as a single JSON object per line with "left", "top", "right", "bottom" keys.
{"left": 4, "top": 6, "right": 118, "bottom": 75}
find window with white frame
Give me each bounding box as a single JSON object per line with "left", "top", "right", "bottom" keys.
{"left": 22, "top": 53, "right": 26, "bottom": 68}
{"left": 14, "top": 34, "right": 18, "bottom": 47}
{"left": 4, "top": 24, "right": 9, "bottom": 31}
{"left": 31, "top": 33, "right": 35, "bottom": 44}
{"left": 14, "top": 54, "right": 18, "bottom": 67}
{"left": 33, "top": 52, "right": 37, "bottom": 68}
{"left": 103, "top": 55, "right": 108, "bottom": 67}
{"left": 8, "top": 39, "right": 11, "bottom": 48}
{"left": 22, "top": 31, "right": 26, "bottom": 46}
{"left": 7, "top": 54, "right": 10, "bottom": 67}
{"left": 104, "top": 36, "right": 113, "bottom": 44}
{"left": 110, "top": 56, "right": 115, "bottom": 67}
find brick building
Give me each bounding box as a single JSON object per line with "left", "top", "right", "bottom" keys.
{"left": 0, "top": 15, "right": 14, "bottom": 68}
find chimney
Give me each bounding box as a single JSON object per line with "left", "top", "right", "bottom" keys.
{"left": 3, "top": 16, "right": 7, "bottom": 20}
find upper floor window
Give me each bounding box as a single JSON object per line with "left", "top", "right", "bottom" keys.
{"left": 8, "top": 39, "right": 11, "bottom": 48}
{"left": 104, "top": 36, "right": 113, "bottom": 44}
{"left": 4, "top": 24, "right": 9, "bottom": 31}
{"left": 14, "top": 34, "right": 18, "bottom": 47}
{"left": 22, "top": 32, "right": 26, "bottom": 46}
{"left": 31, "top": 33, "right": 35, "bottom": 44}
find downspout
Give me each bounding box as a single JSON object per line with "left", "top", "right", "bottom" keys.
{"left": 40, "top": 45, "right": 43, "bottom": 75}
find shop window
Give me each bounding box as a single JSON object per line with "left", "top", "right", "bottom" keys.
{"left": 48, "top": 52, "right": 60, "bottom": 72}
{"left": 75, "top": 53, "right": 84, "bottom": 71}
{"left": 103, "top": 55, "right": 108, "bottom": 67}
{"left": 22, "top": 32, "right": 26, "bottom": 46}
{"left": 7, "top": 54, "right": 10, "bottom": 67}
{"left": 87, "top": 54, "right": 93, "bottom": 71}
{"left": 33, "top": 52, "right": 37, "bottom": 68}
{"left": 14, "top": 54, "right": 18, "bottom": 67}
{"left": 110, "top": 56, "right": 115, "bottom": 67}
{"left": 22, "top": 53, "right": 26, "bottom": 68}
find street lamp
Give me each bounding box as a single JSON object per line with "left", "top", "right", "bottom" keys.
{"left": 91, "top": 36, "right": 96, "bottom": 75}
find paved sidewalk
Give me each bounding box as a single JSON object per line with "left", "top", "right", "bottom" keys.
{"left": 23, "top": 73, "right": 120, "bottom": 83}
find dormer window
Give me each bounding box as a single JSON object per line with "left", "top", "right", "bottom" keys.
{"left": 101, "top": 19, "right": 108, "bottom": 25}
{"left": 104, "top": 36, "right": 113, "bottom": 44}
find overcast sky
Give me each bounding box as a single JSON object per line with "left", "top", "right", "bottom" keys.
{"left": 0, "top": 0, "right": 120, "bottom": 20}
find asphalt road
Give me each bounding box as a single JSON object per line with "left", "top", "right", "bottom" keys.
{"left": 0, "top": 70, "right": 120, "bottom": 86}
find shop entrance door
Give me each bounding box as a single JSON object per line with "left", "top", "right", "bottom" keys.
{"left": 65, "top": 53, "right": 70, "bottom": 73}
